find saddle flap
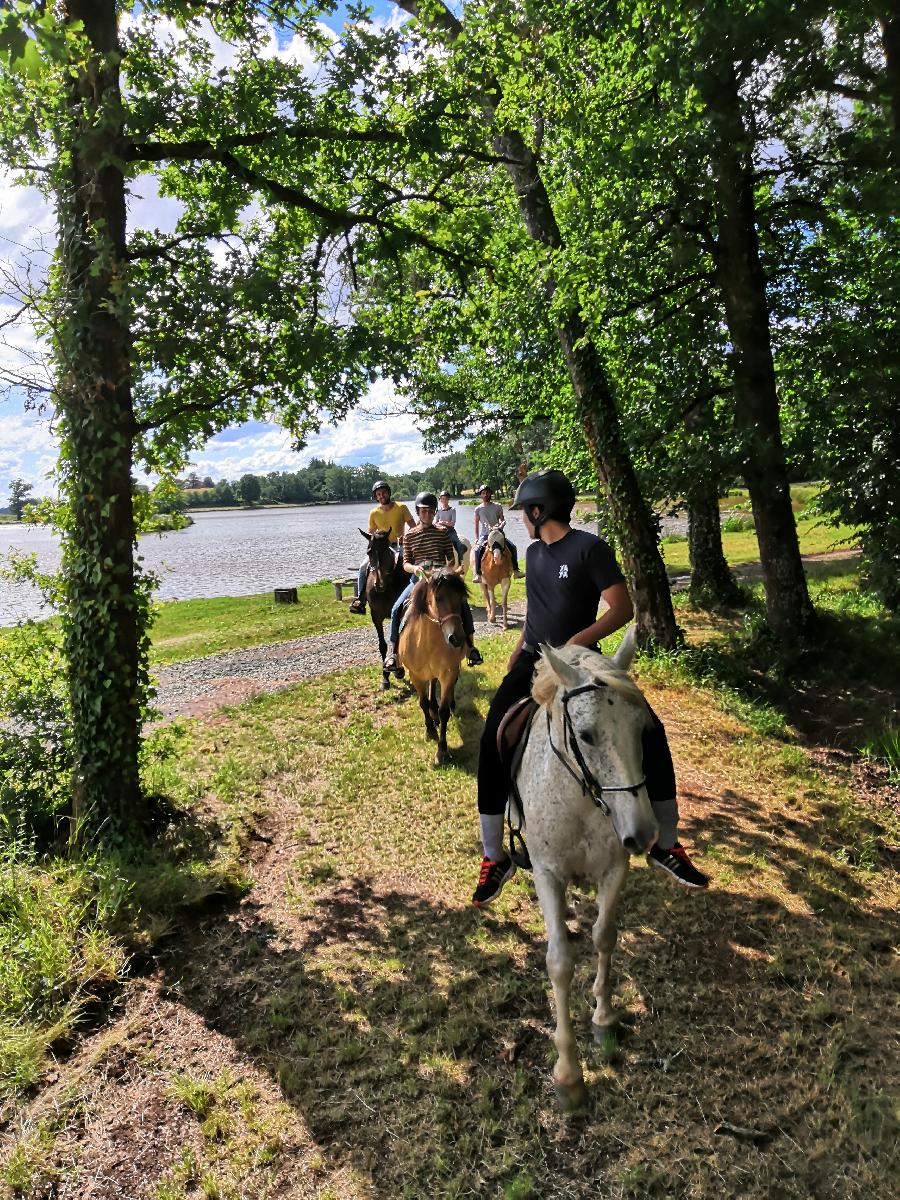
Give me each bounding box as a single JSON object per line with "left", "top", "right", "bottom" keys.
{"left": 497, "top": 696, "right": 539, "bottom": 768}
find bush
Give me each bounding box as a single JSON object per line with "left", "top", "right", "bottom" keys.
{"left": 721, "top": 514, "right": 756, "bottom": 533}
{"left": 0, "top": 621, "right": 73, "bottom": 847}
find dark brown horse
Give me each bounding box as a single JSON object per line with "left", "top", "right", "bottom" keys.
{"left": 397, "top": 568, "right": 468, "bottom": 766}
{"left": 359, "top": 529, "right": 406, "bottom": 690}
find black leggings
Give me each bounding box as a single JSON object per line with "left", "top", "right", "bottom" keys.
{"left": 477, "top": 651, "right": 676, "bottom": 816}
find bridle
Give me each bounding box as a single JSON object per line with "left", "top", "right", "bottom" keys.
{"left": 419, "top": 572, "right": 464, "bottom": 632}
{"left": 368, "top": 538, "right": 397, "bottom": 594}
{"left": 545, "top": 682, "right": 646, "bottom": 816}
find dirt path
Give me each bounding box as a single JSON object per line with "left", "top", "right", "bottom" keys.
{"left": 5, "top": 563, "right": 896, "bottom": 1198}
{"left": 155, "top": 603, "right": 527, "bottom": 720}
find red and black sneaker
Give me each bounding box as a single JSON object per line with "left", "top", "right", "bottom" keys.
{"left": 647, "top": 843, "right": 709, "bottom": 890}
{"left": 472, "top": 855, "right": 516, "bottom": 907}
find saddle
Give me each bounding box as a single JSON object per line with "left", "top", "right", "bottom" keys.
{"left": 496, "top": 696, "right": 539, "bottom": 769}
{"left": 496, "top": 696, "right": 539, "bottom": 870}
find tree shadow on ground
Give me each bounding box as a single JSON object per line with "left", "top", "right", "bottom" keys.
{"left": 676, "top": 599, "right": 900, "bottom": 754}
{"left": 155, "top": 781, "right": 897, "bottom": 1199}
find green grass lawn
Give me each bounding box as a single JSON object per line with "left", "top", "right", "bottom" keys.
{"left": 149, "top": 582, "right": 358, "bottom": 665}
{"left": 720, "top": 482, "right": 824, "bottom": 514}
{"left": 660, "top": 515, "right": 858, "bottom": 575}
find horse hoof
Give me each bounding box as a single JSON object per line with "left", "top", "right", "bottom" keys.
{"left": 381, "top": 675, "right": 390, "bottom": 691}
{"left": 592, "top": 1022, "right": 619, "bottom": 1045}
{"left": 554, "top": 1079, "right": 588, "bottom": 1111}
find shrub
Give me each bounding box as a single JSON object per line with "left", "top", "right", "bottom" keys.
{"left": 0, "top": 621, "right": 73, "bottom": 847}
{"left": 721, "top": 513, "right": 756, "bottom": 533}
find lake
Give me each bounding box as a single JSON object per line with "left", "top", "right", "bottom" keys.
{"left": 0, "top": 502, "right": 537, "bottom": 626}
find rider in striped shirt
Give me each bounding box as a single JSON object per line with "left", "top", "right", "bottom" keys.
{"left": 383, "top": 491, "right": 484, "bottom": 671}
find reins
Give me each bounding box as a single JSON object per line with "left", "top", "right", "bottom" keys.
{"left": 546, "top": 682, "right": 646, "bottom": 816}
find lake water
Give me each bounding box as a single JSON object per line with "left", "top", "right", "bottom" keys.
{"left": 0, "top": 502, "right": 536, "bottom": 626}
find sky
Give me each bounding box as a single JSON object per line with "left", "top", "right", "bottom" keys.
{"left": 0, "top": 2, "right": 456, "bottom": 495}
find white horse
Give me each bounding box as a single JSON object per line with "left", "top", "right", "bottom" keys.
{"left": 480, "top": 523, "right": 512, "bottom": 628}
{"left": 452, "top": 535, "right": 472, "bottom": 577}
{"left": 515, "top": 630, "right": 658, "bottom": 1108}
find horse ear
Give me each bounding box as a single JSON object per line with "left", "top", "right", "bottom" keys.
{"left": 611, "top": 625, "right": 638, "bottom": 672}
{"left": 359, "top": 528, "right": 370, "bottom": 540}
{"left": 541, "top": 644, "right": 585, "bottom": 691}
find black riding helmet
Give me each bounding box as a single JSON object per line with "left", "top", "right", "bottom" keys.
{"left": 414, "top": 490, "right": 438, "bottom": 511}
{"left": 511, "top": 469, "right": 576, "bottom": 529}
{"left": 371, "top": 479, "right": 391, "bottom": 499}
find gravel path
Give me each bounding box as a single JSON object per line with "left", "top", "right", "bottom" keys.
{"left": 154, "top": 607, "right": 525, "bottom": 720}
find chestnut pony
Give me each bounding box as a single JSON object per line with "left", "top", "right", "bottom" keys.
{"left": 397, "top": 568, "right": 469, "bottom": 766}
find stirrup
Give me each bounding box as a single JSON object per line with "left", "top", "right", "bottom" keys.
{"left": 508, "top": 828, "right": 532, "bottom": 871}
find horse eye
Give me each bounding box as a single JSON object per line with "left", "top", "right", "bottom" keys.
{"left": 579, "top": 730, "right": 595, "bottom": 746}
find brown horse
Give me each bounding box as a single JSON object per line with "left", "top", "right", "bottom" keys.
{"left": 359, "top": 529, "right": 406, "bottom": 690}
{"left": 480, "top": 523, "right": 513, "bottom": 629}
{"left": 397, "top": 568, "right": 468, "bottom": 766}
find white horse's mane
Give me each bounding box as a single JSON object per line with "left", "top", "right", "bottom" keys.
{"left": 532, "top": 644, "right": 646, "bottom": 709}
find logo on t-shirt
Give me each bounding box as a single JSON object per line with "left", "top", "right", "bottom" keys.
{"left": 558, "top": 564, "right": 569, "bottom": 579}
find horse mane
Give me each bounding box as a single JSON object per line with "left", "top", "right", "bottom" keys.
{"left": 409, "top": 568, "right": 468, "bottom": 616}
{"left": 532, "top": 645, "right": 646, "bottom": 709}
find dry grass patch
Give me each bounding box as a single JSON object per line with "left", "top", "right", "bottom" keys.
{"left": 6, "top": 630, "right": 896, "bottom": 1198}
{"left": 144, "top": 647, "right": 900, "bottom": 1194}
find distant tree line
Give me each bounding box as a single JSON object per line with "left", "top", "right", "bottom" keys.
{"left": 176, "top": 451, "right": 493, "bottom": 509}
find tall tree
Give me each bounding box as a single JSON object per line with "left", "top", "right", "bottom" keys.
{"left": 7, "top": 478, "right": 34, "bottom": 521}
{"left": 0, "top": 1, "right": 499, "bottom": 838}
{"left": 383, "top": 0, "right": 681, "bottom": 648}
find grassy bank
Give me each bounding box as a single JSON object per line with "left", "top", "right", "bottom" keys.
{"left": 149, "top": 582, "right": 359, "bottom": 666}
{"left": 660, "top": 514, "right": 858, "bottom": 574}
{"left": 4, "top": 585, "right": 896, "bottom": 1197}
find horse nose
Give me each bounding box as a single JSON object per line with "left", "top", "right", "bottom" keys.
{"left": 622, "top": 836, "right": 644, "bottom": 856}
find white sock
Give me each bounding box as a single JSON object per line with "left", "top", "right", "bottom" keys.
{"left": 480, "top": 813, "right": 506, "bottom": 862}
{"left": 652, "top": 797, "right": 679, "bottom": 850}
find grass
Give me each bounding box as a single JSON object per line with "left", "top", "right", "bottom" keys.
{"left": 660, "top": 515, "right": 858, "bottom": 575}
{"left": 0, "top": 846, "right": 127, "bottom": 1102}
{"left": 720, "top": 482, "right": 824, "bottom": 515}
{"left": 0, "top": 722, "right": 258, "bottom": 1108}
{"left": 3, "top": 589, "right": 897, "bottom": 1195}
{"left": 148, "top": 582, "right": 358, "bottom": 666}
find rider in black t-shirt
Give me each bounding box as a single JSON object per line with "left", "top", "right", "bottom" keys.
{"left": 472, "top": 469, "right": 709, "bottom": 907}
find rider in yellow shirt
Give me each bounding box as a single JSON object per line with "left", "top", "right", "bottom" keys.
{"left": 350, "top": 481, "right": 416, "bottom": 614}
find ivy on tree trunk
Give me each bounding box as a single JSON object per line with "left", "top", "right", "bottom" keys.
{"left": 57, "top": 0, "right": 147, "bottom": 835}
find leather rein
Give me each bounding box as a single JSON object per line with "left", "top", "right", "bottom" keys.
{"left": 545, "top": 682, "right": 646, "bottom": 816}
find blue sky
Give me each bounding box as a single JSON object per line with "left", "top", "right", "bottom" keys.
{"left": 0, "top": 2, "right": 455, "bottom": 495}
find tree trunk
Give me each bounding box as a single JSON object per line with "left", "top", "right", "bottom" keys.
{"left": 58, "top": 0, "right": 146, "bottom": 836}
{"left": 395, "top": 2, "right": 679, "bottom": 648}
{"left": 702, "top": 63, "right": 815, "bottom": 641}
{"left": 687, "top": 485, "right": 743, "bottom": 608}
{"left": 492, "top": 130, "right": 678, "bottom": 646}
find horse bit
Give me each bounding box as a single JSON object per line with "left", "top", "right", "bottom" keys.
{"left": 546, "top": 682, "right": 646, "bottom": 815}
